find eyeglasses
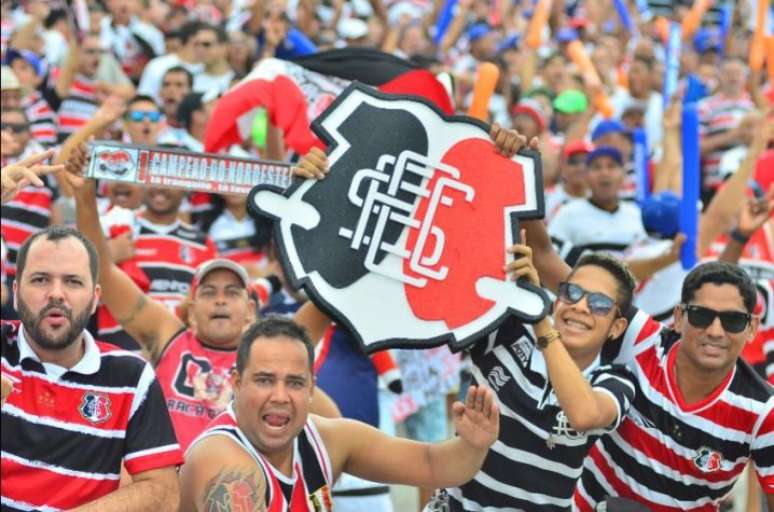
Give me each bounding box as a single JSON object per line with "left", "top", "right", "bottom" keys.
{"left": 558, "top": 282, "right": 617, "bottom": 316}
{"left": 126, "top": 111, "right": 161, "bottom": 123}
{"left": 681, "top": 304, "right": 751, "bottom": 334}
{"left": 195, "top": 41, "right": 216, "bottom": 48}
{"left": 0, "top": 122, "right": 29, "bottom": 133}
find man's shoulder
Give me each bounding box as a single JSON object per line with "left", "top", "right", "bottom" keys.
{"left": 728, "top": 359, "right": 774, "bottom": 407}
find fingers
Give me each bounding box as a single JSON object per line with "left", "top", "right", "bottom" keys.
{"left": 293, "top": 148, "right": 329, "bottom": 179}
{"left": 16, "top": 148, "right": 56, "bottom": 168}
{"left": 481, "top": 386, "right": 494, "bottom": 419}
{"left": 30, "top": 163, "right": 66, "bottom": 178}
{"left": 20, "top": 169, "right": 44, "bottom": 187}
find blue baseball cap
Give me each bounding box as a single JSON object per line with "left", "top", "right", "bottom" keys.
{"left": 556, "top": 27, "right": 578, "bottom": 43}
{"left": 497, "top": 34, "right": 520, "bottom": 53}
{"left": 591, "top": 119, "right": 629, "bottom": 142}
{"left": 694, "top": 27, "right": 723, "bottom": 54}
{"left": 468, "top": 23, "right": 493, "bottom": 43}
{"left": 641, "top": 191, "right": 680, "bottom": 238}
{"left": 586, "top": 145, "right": 623, "bottom": 166}
{"left": 3, "top": 48, "right": 46, "bottom": 77}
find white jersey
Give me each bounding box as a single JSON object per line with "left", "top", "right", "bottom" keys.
{"left": 549, "top": 199, "right": 646, "bottom": 265}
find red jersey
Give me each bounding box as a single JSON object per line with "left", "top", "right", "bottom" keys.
{"left": 155, "top": 329, "right": 236, "bottom": 451}
{"left": 189, "top": 405, "right": 334, "bottom": 512}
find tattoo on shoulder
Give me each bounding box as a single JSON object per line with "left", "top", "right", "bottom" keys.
{"left": 202, "top": 468, "right": 266, "bottom": 512}
{"left": 119, "top": 294, "right": 147, "bottom": 326}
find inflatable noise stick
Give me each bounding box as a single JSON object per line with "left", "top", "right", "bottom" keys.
{"left": 749, "top": 0, "right": 769, "bottom": 72}
{"left": 681, "top": 0, "right": 713, "bottom": 40}
{"left": 767, "top": 36, "right": 774, "bottom": 81}
{"left": 525, "top": 0, "right": 552, "bottom": 49}
{"left": 468, "top": 62, "right": 500, "bottom": 122}
{"left": 566, "top": 41, "right": 614, "bottom": 118}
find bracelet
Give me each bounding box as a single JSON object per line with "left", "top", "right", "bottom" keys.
{"left": 536, "top": 330, "right": 562, "bottom": 351}
{"left": 729, "top": 228, "right": 750, "bottom": 246}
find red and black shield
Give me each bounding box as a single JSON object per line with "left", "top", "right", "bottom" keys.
{"left": 249, "top": 83, "right": 549, "bottom": 353}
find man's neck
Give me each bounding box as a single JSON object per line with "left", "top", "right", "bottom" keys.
{"left": 674, "top": 345, "right": 732, "bottom": 404}
{"left": 206, "top": 61, "right": 229, "bottom": 75}
{"left": 564, "top": 182, "right": 586, "bottom": 197}
{"left": 589, "top": 197, "right": 619, "bottom": 213}
{"left": 226, "top": 203, "right": 247, "bottom": 220}
{"left": 565, "top": 345, "right": 597, "bottom": 371}
{"left": 27, "top": 334, "right": 86, "bottom": 370}
{"left": 142, "top": 211, "right": 178, "bottom": 225}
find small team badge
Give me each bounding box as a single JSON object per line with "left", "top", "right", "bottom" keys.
{"left": 96, "top": 149, "right": 133, "bottom": 178}
{"left": 79, "top": 392, "right": 112, "bottom": 424}
{"left": 693, "top": 447, "right": 722, "bottom": 472}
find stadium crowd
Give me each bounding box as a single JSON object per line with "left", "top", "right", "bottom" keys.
{"left": 1, "top": 0, "right": 773, "bottom": 510}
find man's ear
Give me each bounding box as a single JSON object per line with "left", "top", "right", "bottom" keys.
{"left": 230, "top": 369, "right": 242, "bottom": 391}
{"left": 746, "top": 315, "right": 760, "bottom": 344}
{"left": 12, "top": 280, "right": 18, "bottom": 311}
{"left": 609, "top": 316, "right": 628, "bottom": 341}
{"left": 91, "top": 284, "right": 101, "bottom": 315}
{"left": 246, "top": 298, "right": 257, "bottom": 325}
{"left": 673, "top": 305, "right": 683, "bottom": 333}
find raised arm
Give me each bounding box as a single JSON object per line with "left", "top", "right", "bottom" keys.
{"left": 320, "top": 385, "right": 498, "bottom": 488}
{"left": 506, "top": 232, "right": 632, "bottom": 432}
{"left": 64, "top": 144, "right": 184, "bottom": 362}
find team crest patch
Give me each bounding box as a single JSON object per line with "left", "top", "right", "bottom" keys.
{"left": 79, "top": 392, "right": 112, "bottom": 424}
{"left": 309, "top": 484, "right": 333, "bottom": 512}
{"left": 96, "top": 149, "right": 133, "bottom": 177}
{"left": 249, "top": 83, "right": 549, "bottom": 354}
{"left": 693, "top": 447, "right": 722, "bottom": 472}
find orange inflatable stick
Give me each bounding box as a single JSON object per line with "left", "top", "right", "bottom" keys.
{"left": 525, "top": 0, "right": 552, "bottom": 49}
{"left": 566, "top": 41, "right": 614, "bottom": 118}
{"left": 468, "top": 62, "right": 500, "bottom": 122}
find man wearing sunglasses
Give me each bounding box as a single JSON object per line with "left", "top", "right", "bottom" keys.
{"left": 574, "top": 261, "right": 773, "bottom": 511}
{"left": 124, "top": 95, "right": 163, "bottom": 144}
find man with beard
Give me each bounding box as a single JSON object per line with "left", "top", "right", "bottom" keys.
{"left": 65, "top": 143, "right": 334, "bottom": 450}
{"left": 0, "top": 226, "right": 182, "bottom": 511}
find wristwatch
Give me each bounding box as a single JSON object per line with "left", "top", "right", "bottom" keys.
{"left": 536, "top": 330, "right": 561, "bottom": 351}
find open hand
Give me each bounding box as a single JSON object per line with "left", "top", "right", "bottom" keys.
{"left": 292, "top": 147, "right": 329, "bottom": 179}
{"left": 667, "top": 232, "right": 687, "bottom": 262}
{"left": 1, "top": 149, "right": 64, "bottom": 203}
{"left": 490, "top": 123, "right": 539, "bottom": 157}
{"left": 453, "top": 385, "right": 499, "bottom": 451}
{"left": 737, "top": 186, "right": 774, "bottom": 236}
{"left": 504, "top": 229, "right": 540, "bottom": 285}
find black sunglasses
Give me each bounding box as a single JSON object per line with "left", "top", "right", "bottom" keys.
{"left": 558, "top": 282, "right": 617, "bottom": 316}
{"left": 1, "top": 122, "right": 29, "bottom": 134}
{"left": 681, "top": 304, "right": 751, "bottom": 334}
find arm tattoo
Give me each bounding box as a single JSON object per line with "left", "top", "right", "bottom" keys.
{"left": 118, "top": 294, "right": 147, "bottom": 326}
{"left": 202, "top": 468, "right": 266, "bottom": 512}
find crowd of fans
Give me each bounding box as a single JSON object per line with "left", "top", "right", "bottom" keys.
{"left": 1, "top": 0, "right": 773, "bottom": 510}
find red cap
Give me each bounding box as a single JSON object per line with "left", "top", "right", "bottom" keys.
{"left": 562, "top": 140, "right": 593, "bottom": 160}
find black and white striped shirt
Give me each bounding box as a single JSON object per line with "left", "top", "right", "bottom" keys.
{"left": 443, "top": 317, "right": 636, "bottom": 511}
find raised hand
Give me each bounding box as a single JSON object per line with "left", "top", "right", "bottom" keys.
{"left": 452, "top": 385, "right": 499, "bottom": 451}
{"left": 490, "top": 123, "right": 539, "bottom": 157}
{"left": 504, "top": 229, "right": 540, "bottom": 285}
{"left": 292, "top": 147, "right": 329, "bottom": 179}
{"left": 62, "top": 143, "right": 91, "bottom": 191}
{"left": 94, "top": 95, "right": 128, "bottom": 127}
{"left": 737, "top": 186, "right": 774, "bottom": 236}
{"left": 1, "top": 149, "right": 64, "bottom": 203}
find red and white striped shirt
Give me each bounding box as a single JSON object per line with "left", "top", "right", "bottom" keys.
{"left": 697, "top": 93, "right": 755, "bottom": 189}
{"left": 574, "top": 310, "right": 773, "bottom": 511}
{"left": 21, "top": 90, "right": 58, "bottom": 148}
{"left": 0, "top": 321, "right": 183, "bottom": 511}
{"left": 53, "top": 69, "right": 99, "bottom": 144}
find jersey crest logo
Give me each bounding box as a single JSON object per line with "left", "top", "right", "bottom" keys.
{"left": 487, "top": 366, "right": 511, "bottom": 392}
{"left": 693, "top": 447, "right": 722, "bottom": 472}
{"left": 79, "top": 392, "right": 112, "bottom": 424}
{"left": 96, "top": 149, "right": 133, "bottom": 178}
{"left": 249, "top": 83, "right": 549, "bottom": 354}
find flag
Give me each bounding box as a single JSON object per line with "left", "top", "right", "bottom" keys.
{"left": 204, "top": 48, "right": 454, "bottom": 156}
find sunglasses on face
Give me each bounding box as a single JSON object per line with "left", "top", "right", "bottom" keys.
{"left": 681, "top": 304, "right": 751, "bottom": 334}
{"left": 0, "top": 122, "right": 29, "bottom": 133}
{"left": 558, "top": 282, "right": 617, "bottom": 316}
{"left": 127, "top": 111, "right": 161, "bottom": 123}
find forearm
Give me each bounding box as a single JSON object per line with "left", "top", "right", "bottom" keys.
{"left": 440, "top": 6, "right": 470, "bottom": 54}
{"left": 70, "top": 480, "right": 178, "bottom": 512}
{"left": 625, "top": 252, "right": 677, "bottom": 282}
{"left": 73, "top": 184, "right": 114, "bottom": 281}
{"left": 717, "top": 236, "right": 745, "bottom": 264}
{"left": 537, "top": 319, "right": 614, "bottom": 432}
{"left": 56, "top": 47, "right": 79, "bottom": 99}
{"left": 699, "top": 130, "right": 739, "bottom": 156}
{"left": 523, "top": 220, "right": 571, "bottom": 293}
{"left": 652, "top": 129, "right": 682, "bottom": 194}
{"left": 426, "top": 437, "right": 487, "bottom": 488}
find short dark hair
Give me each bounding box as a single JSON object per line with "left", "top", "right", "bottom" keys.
{"left": 127, "top": 94, "right": 159, "bottom": 111}
{"left": 568, "top": 252, "right": 636, "bottom": 315}
{"left": 163, "top": 66, "right": 194, "bottom": 89}
{"left": 179, "top": 20, "right": 204, "bottom": 44}
{"left": 236, "top": 316, "right": 315, "bottom": 376}
{"left": 177, "top": 92, "right": 204, "bottom": 130}
{"left": 632, "top": 55, "right": 655, "bottom": 70}
{"left": 15, "top": 225, "right": 99, "bottom": 286}
{"left": 196, "top": 23, "right": 228, "bottom": 43}
{"left": 682, "top": 261, "right": 756, "bottom": 313}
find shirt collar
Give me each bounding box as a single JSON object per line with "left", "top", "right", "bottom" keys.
{"left": 18, "top": 325, "right": 101, "bottom": 376}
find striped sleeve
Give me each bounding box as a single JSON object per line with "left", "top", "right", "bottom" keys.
{"left": 751, "top": 398, "right": 774, "bottom": 494}
{"left": 590, "top": 364, "right": 636, "bottom": 433}
{"left": 123, "top": 364, "right": 183, "bottom": 474}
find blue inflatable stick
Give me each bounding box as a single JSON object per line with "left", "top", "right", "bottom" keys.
{"left": 680, "top": 104, "right": 700, "bottom": 270}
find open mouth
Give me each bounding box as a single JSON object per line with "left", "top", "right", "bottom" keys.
{"left": 43, "top": 309, "right": 68, "bottom": 327}
{"left": 262, "top": 413, "right": 290, "bottom": 429}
